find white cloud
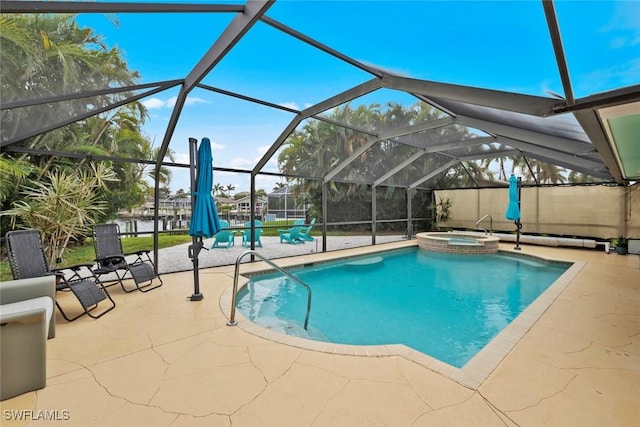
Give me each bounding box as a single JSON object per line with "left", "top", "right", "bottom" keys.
{"left": 165, "top": 96, "right": 177, "bottom": 108}
{"left": 141, "top": 96, "right": 210, "bottom": 110}
{"left": 577, "top": 57, "right": 640, "bottom": 94}
{"left": 185, "top": 96, "right": 209, "bottom": 107}
{"left": 278, "top": 101, "right": 300, "bottom": 110}
{"left": 256, "top": 144, "right": 272, "bottom": 156}
{"left": 228, "top": 157, "right": 255, "bottom": 168}
{"left": 174, "top": 152, "right": 190, "bottom": 164}
{"left": 601, "top": 2, "right": 640, "bottom": 49}
{"left": 141, "top": 97, "right": 166, "bottom": 109}
{"left": 210, "top": 141, "right": 225, "bottom": 150}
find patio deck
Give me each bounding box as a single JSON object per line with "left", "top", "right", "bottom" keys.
{"left": 2, "top": 242, "right": 638, "bottom": 426}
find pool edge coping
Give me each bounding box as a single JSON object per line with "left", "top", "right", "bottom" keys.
{"left": 219, "top": 241, "right": 585, "bottom": 390}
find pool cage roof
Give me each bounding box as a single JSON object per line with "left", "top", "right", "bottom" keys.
{"left": 2, "top": 0, "right": 640, "bottom": 194}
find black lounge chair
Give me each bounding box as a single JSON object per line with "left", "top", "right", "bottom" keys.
{"left": 5, "top": 229, "right": 115, "bottom": 321}
{"left": 92, "top": 223, "right": 163, "bottom": 293}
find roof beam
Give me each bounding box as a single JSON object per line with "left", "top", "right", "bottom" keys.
{"left": 498, "top": 136, "right": 609, "bottom": 175}
{"left": 378, "top": 117, "right": 455, "bottom": 140}
{"left": 542, "top": 0, "right": 575, "bottom": 105}
{"left": 184, "top": 0, "right": 273, "bottom": 92}
{"left": 429, "top": 136, "right": 496, "bottom": 152}
{"left": 253, "top": 79, "right": 382, "bottom": 176}
{"left": 2, "top": 0, "right": 244, "bottom": 13}
{"left": 324, "top": 116, "right": 454, "bottom": 182}
{"left": 552, "top": 84, "right": 640, "bottom": 114}
{"left": 455, "top": 115, "right": 593, "bottom": 155}
{"left": 198, "top": 83, "right": 300, "bottom": 114}
{"left": 1, "top": 80, "right": 182, "bottom": 110}
{"left": 0, "top": 84, "right": 170, "bottom": 147}
{"left": 301, "top": 78, "right": 382, "bottom": 118}
{"left": 409, "top": 160, "right": 458, "bottom": 190}
{"left": 456, "top": 151, "right": 521, "bottom": 162}
{"left": 0, "top": 1, "right": 244, "bottom": 13}
{"left": 323, "top": 136, "right": 378, "bottom": 182}
{"left": 252, "top": 116, "right": 303, "bottom": 174}
{"left": 373, "top": 151, "right": 430, "bottom": 187}
{"left": 520, "top": 150, "right": 613, "bottom": 181}
{"left": 573, "top": 110, "right": 625, "bottom": 183}
{"left": 394, "top": 132, "right": 496, "bottom": 151}
{"left": 262, "top": 16, "right": 384, "bottom": 78}
{"left": 383, "top": 75, "right": 559, "bottom": 116}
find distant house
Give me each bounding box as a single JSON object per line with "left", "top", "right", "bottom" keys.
{"left": 267, "top": 185, "right": 310, "bottom": 220}
{"left": 118, "top": 197, "right": 191, "bottom": 219}
{"left": 214, "top": 196, "right": 236, "bottom": 208}
{"left": 230, "top": 195, "right": 267, "bottom": 219}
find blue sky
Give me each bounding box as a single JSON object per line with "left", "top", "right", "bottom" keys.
{"left": 78, "top": 1, "right": 640, "bottom": 194}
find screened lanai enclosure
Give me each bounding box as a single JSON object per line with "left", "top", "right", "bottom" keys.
{"left": 2, "top": 1, "right": 639, "bottom": 270}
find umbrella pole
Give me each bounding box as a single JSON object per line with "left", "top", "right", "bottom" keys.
{"left": 189, "top": 137, "right": 204, "bottom": 301}
{"left": 514, "top": 177, "right": 522, "bottom": 251}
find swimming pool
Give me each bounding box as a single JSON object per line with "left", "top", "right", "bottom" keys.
{"left": 236, "top": 247, "right": 571, "bottom": 368}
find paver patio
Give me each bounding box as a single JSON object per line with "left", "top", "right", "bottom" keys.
{"left": 1, "top": 241, "right": 638, "bottom": 426}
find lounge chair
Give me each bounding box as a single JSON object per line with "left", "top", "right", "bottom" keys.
{"left": 211, "top": 220, "right": 234, "bottom": 248}
{"left": 299, "top": 218, "right": 316, "bottom": 242}
{"left": 241, "top": 220, "right": 263, "bottom": 248}
{"left": 92, "top": 223, "right": 163, "bottom": 293}
{"left": 5, "top": 229, "right": 115, "bottom": 321}
{"left": 278, "top": 221, "right": 305, "bottom": 244}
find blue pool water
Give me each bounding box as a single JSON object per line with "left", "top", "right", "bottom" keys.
{"left": 237, "top": 248, "right": 570, "bottom": 367}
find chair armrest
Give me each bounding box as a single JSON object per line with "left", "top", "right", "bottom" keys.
{"left": 53, "top": 263, "right": 97, "bottom": 282}
{"left": 94, "top": 255, "right": 125, "bottom": 264}
{"left": 124, "top": 250, "right": 150, "bottom": 256}
{"left": 54, "top": 263, "right": 94, "bottom": 273}
{"left": 93, "top": 255, "right": 127, "bottom": 274}
{"left": 0, "top": 277, "right": 56, "bottom": 339}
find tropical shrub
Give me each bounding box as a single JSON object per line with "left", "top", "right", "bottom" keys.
{"left": 2, "top": 163, "right": 117, "bottom": 266}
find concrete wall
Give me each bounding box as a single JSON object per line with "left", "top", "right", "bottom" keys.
{"left": 435, "top": 183, "right": 640, "bottom": 240}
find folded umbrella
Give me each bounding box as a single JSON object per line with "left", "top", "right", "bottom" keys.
{"left": 188, "top": 137, "right": 221, "bottom": 300}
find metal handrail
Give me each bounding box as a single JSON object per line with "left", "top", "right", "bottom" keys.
{"left": 475, "top": 214, "right": 493, "bottom": 235}
{"left": 227, "top": 250, "right": 312, "bottom": 330}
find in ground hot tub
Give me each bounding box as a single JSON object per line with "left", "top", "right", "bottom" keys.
{"left": 416, "top": 232, "right": 499, "bottom": 254}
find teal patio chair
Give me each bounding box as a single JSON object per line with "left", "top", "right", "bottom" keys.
{"left": 279, "top": 220, "right": 305, "bottom": 245}
{"left": 241, "top": 220, "right": 263, "bottom": 248}
{"left": 211, "top": 220, "right": 234, "bottom": 248}
{"left": 299, "top": 218, "right": 316, "bottom": 242}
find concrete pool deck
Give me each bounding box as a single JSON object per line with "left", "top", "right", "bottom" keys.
{"left": 2, "top": 241, "right": 638, "bottom": 426}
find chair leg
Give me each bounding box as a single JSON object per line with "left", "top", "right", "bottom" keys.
{"left": 55, "top": 285, "right": 116, "bottom": 322}
{"left": 133, "top": 276, "right": 163, "bottom": 293}
{"left": 54, "top": 298, "right": 86, "bottom": 322}
{"left": 95, "top": 268, "right": 137, "bottom": 293}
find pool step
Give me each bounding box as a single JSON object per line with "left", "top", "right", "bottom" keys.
{"left": 257, "top": 316, "right": 327, "bottom": 340}
{"left": 344, "top": 256, "right": 384, "bottom": 269}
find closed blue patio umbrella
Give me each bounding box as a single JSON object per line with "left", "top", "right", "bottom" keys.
{"left": 505, "top": 174, "right": 522, "bottom": 250}
{"left": 188, "top": 137, "right": 221, "bottom": 301}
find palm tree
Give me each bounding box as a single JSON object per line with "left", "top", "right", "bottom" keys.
{"left": 1, "top": 13, "right": 154, "bottom": 218}
{"left": 278, "top": 101, "right": 471, "bottom": 224}
{"left": 213, "top": 183, "right": 225, "bottom": 197}
{"left": 1, "top": 14, "right": 139, "bottom": 142}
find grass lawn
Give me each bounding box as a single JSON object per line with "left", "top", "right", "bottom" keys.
{"left": 1, "top": 221, "right": 372, "bottom": 282}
